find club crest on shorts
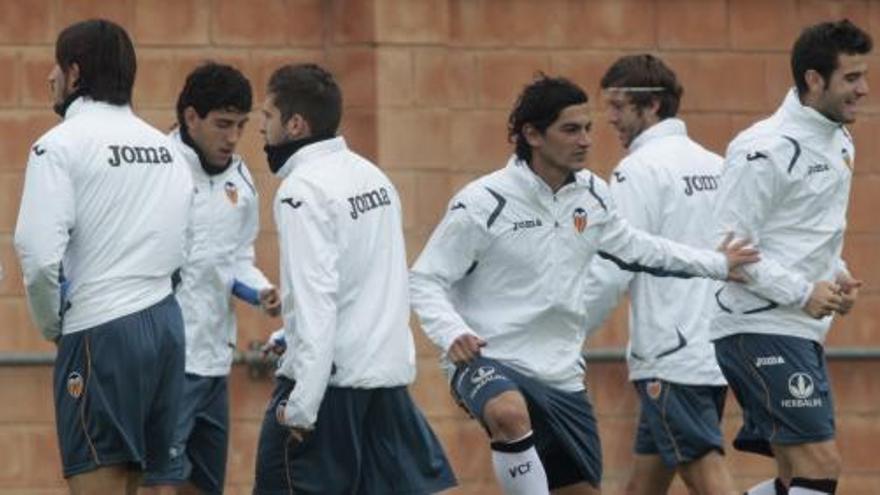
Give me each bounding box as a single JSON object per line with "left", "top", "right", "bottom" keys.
{"left": 67, "top": 372, "right": 84, "bottom": 399}
{"left": 646, "top": 380, "right": 662, "bottom": 400}
{"left": 275, "top": 399, "right": 287, "bottom": 425}
{"left": 224, "top": 181, "right": 238, "bottom": 205}
{"left": 788, "top": 372, "right": 814, "bottom": 399}
{"left": 573, "top": 207, "right": 588, "bottom": 233}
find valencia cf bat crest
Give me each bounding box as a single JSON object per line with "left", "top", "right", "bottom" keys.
{"left": 646, "top": 380, "right": 662, "bottom": 400}
{"left": 225, "top": 181, "right": 239, "bottom": 205}
{"left": 842, "top": 148, "right": 853, "bottom": 170}
{"left": 573, "top": 207, "right": 588, "bottom": 233}
{"left": 67, "top": 371, "right": 84, "bottom": 399}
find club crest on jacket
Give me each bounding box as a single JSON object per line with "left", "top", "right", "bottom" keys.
{"left": 225, "top": 181, "right": 238, "bottom": 205}
{"left": 573, "top": 207, "right": 588, "bottom": 233}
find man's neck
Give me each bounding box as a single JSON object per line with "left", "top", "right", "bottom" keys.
{"left": 528, "top": 160, "right": 573, "bottom": 193}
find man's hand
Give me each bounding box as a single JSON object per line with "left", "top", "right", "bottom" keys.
{"left": 835, "top": 272, "right": 863, "bottom": 315}
{"left": 717, "top": 232, "right": 760, "bottom": 282}
{"left": 275, "top": 400, "right": 311, "bottom": 444}
{"left": 260, "top": 328, "right": 286, "bottom": 358}
{"left": 803, "top": 280, "right": 844, "bottom": 319}
{"left": 260, "top": 287, "right": 281, "bottom": 317}
{"left": 446, "top": 333, "right": 486, "bottom": 365}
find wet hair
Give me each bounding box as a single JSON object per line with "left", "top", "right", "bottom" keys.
{"left": 267, "top": 63, "right": 342, "bottom": 136}
{"left": 176, "top": 62, "right": 252, "bottom": 128}
{"left": 507, "top": 74, "right": 588, "bottom": 163}
{"left": 600, "top": 54, "right": 683, "bottom": 119}
{"left": 791, "top": 19, "right": 872, "bottom": 95}
{"left": 55, "top": 18, "right": 136, "bottom": 105}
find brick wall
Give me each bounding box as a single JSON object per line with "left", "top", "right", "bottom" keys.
{"left": 1, "top": 1, "right": 878, "bottom": 493}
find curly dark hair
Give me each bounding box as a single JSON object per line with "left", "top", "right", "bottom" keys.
{"left": 507, "top": 74, "right": 588, "bottom": 163}
{"left": 176, "top": 62, "right": 252, "bottom": 128}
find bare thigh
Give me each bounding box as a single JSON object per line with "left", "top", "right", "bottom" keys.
{"left": 626, "top": 454, "right": 675, "bottom": 495}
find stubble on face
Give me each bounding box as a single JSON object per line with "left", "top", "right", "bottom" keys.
{"left": 813, "top": 54, "right": 869, "bottom": 124}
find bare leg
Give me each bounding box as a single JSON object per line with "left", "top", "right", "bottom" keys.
{"left": 626, "top": 454, "right": 675, "bottom": 495}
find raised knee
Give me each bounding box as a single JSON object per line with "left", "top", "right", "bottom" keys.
{"left": 483, "top": 394, "right": 531, "bottom": 441}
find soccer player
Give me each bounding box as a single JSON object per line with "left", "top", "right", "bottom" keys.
{"left": 14, "top": 19, "right": 193, "bottom": 495}
{"left": 141, "top": 62, "right": 280, "bottom": 495}
{"left": 409, "top": 74, "right": 758, "bottom": 495}
{"left": 581, "top": 54, "right": 735, "bottom": 494}
{"left": 252, "top": 63, "right": 457, "bottom": 494}
{"left": 711, "top": 19, "right": 871, "bottom": 495}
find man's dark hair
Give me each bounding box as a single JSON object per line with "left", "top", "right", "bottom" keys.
{"left": 55, "top": 18, "right": 136, "bottom": 105}
{"left": 600, "top": 54, "right": 684, "bottom": 119}
{"left": 791, "top": 19, "right": 873, "bottom": 95}
{"left": 176, "top": 62, "right": 252, "bottom": 128}
{"left": 508, "top": 74, "right": 588, "bottom": 163}
{"left": 267, "top": 63, "right": 342, "bottom": 136}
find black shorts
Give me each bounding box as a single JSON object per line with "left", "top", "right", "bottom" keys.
{"left": 143, "top": 374, "right": 229, "bottom": 494}
{"left": 452, "top": 356, "right": 602, "bottom": 490}
{"left": 253, "top": 378, "right": 457, "bottom": 494}
{"left": 54, "top": 294, "right": 185, "bottom": 477}
{"left": 714, "top": 333, "right": 835, "bottom": 456}
{"left": 633, "top": 379, "right": 727, "bottom": 467}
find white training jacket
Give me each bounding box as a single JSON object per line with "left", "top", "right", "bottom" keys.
{"left": 15, "top": 98, "right": 192, "bottom": 340}
{"left": 170, "top": 129, "right": 272, "bottom": 377}
{"left": 410, "top": 156, "right": 728, "bottom": 392}
{"left": 274, "top": 137, "right": 415, "bottom": 429}
{"left": 711, "top": 88, "right": 854, "bottom": 343}
{"left": 581, "top": 119, "right": 726, "bottom": 386}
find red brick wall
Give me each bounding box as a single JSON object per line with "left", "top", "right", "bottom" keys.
{"left": 1, "top": 1, "right": 879, "bottom": 493}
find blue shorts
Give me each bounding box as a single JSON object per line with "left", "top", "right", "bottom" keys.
{"left": 714, "top": 333, "right": 835, "bottom": 456}
{"left": 632, "top": 379, "right": 727, "bottom": 467}
{"left": 54, "top": 294, "right": 185, "bottom": 477}
{"left": 143, "top": 374, "right": 229, "bottom": 494}
{"left": 253, "top": 378, "right": 457, "bottom": 495}
{"left": 452, "top": 356, "right": 602, "bottom": 490}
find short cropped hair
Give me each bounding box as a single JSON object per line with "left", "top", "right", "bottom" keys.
{"left": 791, "top": 19, "right": 872, "bottom": 95}
{"left": 267, "top": 63, "right": 342, "bottom": 136}
{"left": 176, "top": 62, "right": 252, "bottom": 128}
{"left": 55, "top": 19, "right": 136, "bottom": 105}
{"left": 600, "top": 54, "right": 684, "bottom": 119}
{"left": 508, "top": 74, "right": 588, "bottom": 163}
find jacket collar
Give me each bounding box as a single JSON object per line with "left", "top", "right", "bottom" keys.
{"left": 628, "top": 118, "right": 687, "bottom": 154}
{"left": 275, "top": 136, "right": 348, "bottom": 180}
{"left": 506, "top": 155, "right": 589, "bottom": 196}
{"left": 778, "top": 87, "right": 844, "bottom": 138}
{"left": 170, "top": 128, "right": 237, "bottom": 179}
{"left": 64, "top": 96, "right": 132, "bottom": 120}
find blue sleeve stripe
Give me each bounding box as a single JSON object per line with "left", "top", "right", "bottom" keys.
{"left": 232, "top": 279, "right": 261, "bottom": 306}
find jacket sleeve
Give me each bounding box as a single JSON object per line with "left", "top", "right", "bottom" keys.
{"left": 410, "top": 193, "right": 492, "bottom": 354}
{"left": 713, "top": 140, "right": 812, "bottom": 307}
{"left": 591, "top": 175, "right": 728, "bottom": 280}
{"left": 14, "top": 143, "right": 75, "bottom": 341}
{"left": 277, "top": 179, "right": 338, "bottom": 429}
{"left": 581, "top": 162, "right": 651, "bottom": 332}
{"left": 232, "top": 176, "right": 272, "bottom": 305}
